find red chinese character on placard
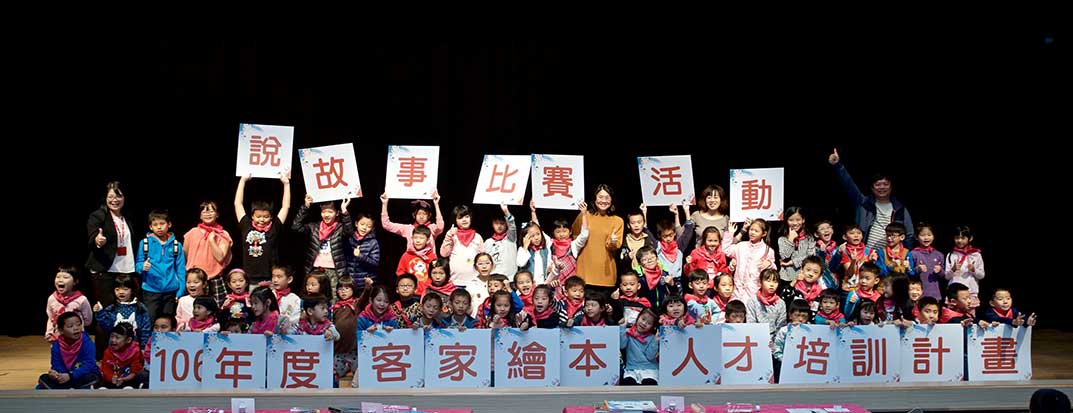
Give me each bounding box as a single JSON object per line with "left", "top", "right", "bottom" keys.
{"left": 542, "top": 166, "right": 574, "bottom": 198}
{"left": 281, "top": 350, "right": 320, "bottom": 388}
{"left": 438, "top": 343, "right": 478, "bottom": 381}
{"left": 793, "top": 336, "right": 831, "bottom": 375}
{"left": 397, "top": 157, "right": 428, "bottom": 187}
{"left": 981, "top": 337, "right": 1018, "bottom": 374}
{"left": 485, "top": 164, "right": 519, "bottom": 193}
{"left": 371, "top": 343, "right": 412, "bottom": 382}
{"left": 851, "top": 338, "right": 888, "bottom": 376}
{"left": 741, "top": 179, "right": 772, "bottom": 210}
{"left": 314, "top": 157, "right": 348, "bottom": 189}
{"left": 568, "top": 339, "right": 606, "bottom": 377}
{"left": 912, "top": 337, "right": 950, "bottom": 375}
{"left": 724, "top": 336, "right": 758, "bottom": 372}
{"left": 249, "top": 135, "right": 282, "bottom": 167}
{"left": 672, "top": 337, "right": 709, "bottom": 376}
{"left": 507, "top": 341, "right": 547, "bottom": 380}
{"left": 214, "top": 347, "right": 253, "bottom": 388}
{"left": 650, "top": 166, "right": 683, "bottom": 196}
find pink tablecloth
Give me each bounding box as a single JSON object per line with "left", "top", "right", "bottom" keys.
{"left": 564, "top": 404, "right": 868, "bottom": 413}
{"left": 173, "top": 409, "right": 471, "bottom": 413}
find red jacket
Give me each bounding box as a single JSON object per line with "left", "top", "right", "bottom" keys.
{"left": 101, "top": 346, "right": 144, "bottom": 384}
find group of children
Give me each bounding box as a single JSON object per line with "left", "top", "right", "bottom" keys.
{"left": 41, "top": 177, "right": 1034, "bottom": 389}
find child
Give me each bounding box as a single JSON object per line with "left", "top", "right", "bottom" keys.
{"left": 37, "top": 312, "right": 100, "bottom": 389}
{"left": 848, "top": 299, "right": 880, "bottom": 326}
{"left": 517, "top": 203, "right": 554, "bottom": 285}
{"left": 844, "top": 263, "right": 882, "bottom": 317}
{"left": 224, "top": 320, "right": 247, "bottom": 334}
{"left": 726, "top": 219, "right": 777, "bottom": 304}
{"left": 879, "top": 275, "right": 916, "bottom": 324}
{"left": 620, "top": 308, "right": 659, "bottom": 386}
{"left": 220, "top": 269, "right": 252, "bottom": 326}
{"left": 747, "top": 269, "right": 787, "bottom": 336}
{"left": 513, "top": 270, "right": 536, "bottom": 317}
{"left": 485, "top": 203, "right": 519, "bottom": 279}
{"left": 357, "top": 285, "right": 398, "bottom": 332}
{"left": 396, "top": 226, "right": 436, "bottom": 295}
{"left": 777, "top": 207, "right": 817, "bottom": 283}
{"left": 789, "top": 256, "right": 825, "bottom": 313}
{"left": 346, "top": 212, "right": 380, "bottom": 290}
{"left": 724, "top": 300, "right": 748, "bottom": 324}
{"left": 945, "top": 225, "right": 985, "bottom": 307}
{"left": 303, "top": 270, "right": 333, "bottom": 300}
{"left": 615, "top": 271, "right": 652, "bottom": 326}
{"left": 660, "top": 295, "right": 701, "bottom": 329}
{"left": 837, "top": 224, "right": 878, "bottom": 292}
{"left": 655, "top": 216, "right": 690, "bottom": 283}
{"left": 916, "top": 297, "right": 941, "bottom": 325}
{"left": 140, "top": 315, "right": 176, "bottom": 385}
{"left": 331, "top": 275, "right": 360, "bottom": 382}
{"left": 685, "top": 227, "right": 731, "bottom": 286}
{"left": 548, "top": 203, "right": 591, "bottom": 294}
{"left": 392, "top": 274, "right": 422, "bottom": 325}
{"left": 271, "top": 265, "right": 302, "bottom": 327}
{"left": 633, "top": 246, "right": 676, "bottom": 310}
{"left": 249, "top": 286, "right": 281, "bottom": 335}
{"left": 908, "top": 277, "right": 924, "bottom": 308}
{"left": 136, "top": 209, "right": 186, "bottom": 321}
{"left": 184, "top": 297, "right": 220, "bottom": 332}
{"left": 772, "top": 299, "right": 811, "bottom": 380}
{"left": 47, "top": 266, "right": 92, "bottom": 343}
{"left": 876, "top": 222, "right": 916, "bottom": 277}
{"left": 379, "top": 192, "right": 445, "bottom": 252}
{"left": 575, "top": 291, "right": 613, "bottom": 327}
{"left": 941, "top": 283, "right": 974, "bottom": 326}
{"left": 910, "top": 223, "right": 945, "bottom": 300}
{"left": 424, "top": 259, "right": 457, "bottom": 310}
{"left": 530, "top": 285, "right": 560, "bottom": 329}
{"left": 979, "top": 288, "right": 1038, "bottom": 327}
{"left": 476, "top": 273, "right": 523, "bottom": 324}
{"left": 483, "top": 290, "right": 532, "bottom": 330}
{"left": 557, "top": 276, "right": 587, "bottom": 326}
{"left": 814, "top": 289, "right": 846, "bottom": 326}
{"left": 176, "top": 268, "right": 207, "bottom": 330}
{"left": 98, "top": 322, "right": 145, "bottom": 389}
{"left": 293, "top": 195, "right": 354, "bottom": 299}
{"left": 93, "top": 274, "right": 151, "bottom": 350}
{"left": 234, "top": 173, "right": 292, "bottom": 283}
{"left": 619, "top": 206, "right": 657, "bottom": 272}
{"left": 411, "top": 293, "right": 447, "bottom": 329}
{"left": 467, "top": 253, "right": 495, "bottom": 317}
{"left": 446, "top": 289, "right": 477, "bottom": 330}
{"left": 182, "top": 201, "right": 233, "bottom": 305}
{"left": 297, "top": 296, "right": 341, "bottom": 341}
{"left": 684, "top": 270, "right": 720, "bottom": 324}
{"left": 440, "top": 205, "right": 485, "bottom": 289}
{"left": 813, "top": 220, "right": 839, "bottom": 290}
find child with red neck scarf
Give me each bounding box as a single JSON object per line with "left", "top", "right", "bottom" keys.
{"left": 910, "top": 223, "right": 944, "bottom": 300}
{"left": 529, "top": 285, "right": 560, "bottom": 329}
{"left": 836, "top": 224, "right": 878, "bottom": 292}
{"left": 345, "top": 213, "right": 380, "bottom": 290}
{"left": 557, "top": 277, "right": 587, "bottom": 327}
{"left": 391, "top": 274, "right": 422, "bottom": 326}
{"left": 184, "top": 297, "right": 220, "bottom": 332}
{"left": 484, "top": 203, "right": 519, "bottom": 279}
{"left": 297, "top": 296, "right": 340, "bottom": 341}
{"left": 813, "top": 289, "right": 846, "bottom": 327}
{"left": 271, "top": 265, "right": 301, "bottom": 327}
{"left": 37, "top": 312, "right": 100, "bottom": 389}
{"left": 396, "top": 226, "right": 436, "bottom": 295}
{"left": 137, "top": 315, "right": 175, "bottom": 385}
{"left": 356, "top": 285, "right": 398, "bottom": 332}
{"left": 476, "top": 273, "right": 523, "bottom": 326}
{"left": 726, "top": 219, "right": 777, "bottom": 304}
{"left": 176, "top": 268, "right": 208, "bottom": 331}
{"left": 944, "top": 225, "right": 985, "bottom": 308}
{"left": 619, "top": 205, "right": 657, "bottom": 272}
{"left": 979, "top": 288, "right": 1037, "bottom": 328}
{"left": 777, "top": 207, "right": 818, "bottom": 284}
{"left": 844, "top": 263, "right": 882, "bottom": 318}
{"left": 573, "top": 291, "right": 614, "bottom": 327}
{"left": 234, "top": 172, "right": 292, "bottom": 284}
{"left": 787, "top": 256, "right": 825, "bottom": 313}
{"left": 47, "top": 267, "right": 91, "bottom": 343}
{"left": 685, "top": 226, "right": 731, "bottom": 284}
{"left": 812, "top": 220, "right": 839, "bottom": 289}
{"left": 293, "top": 195, "right": 353, "bottom": 301}
{"left": 517, "top": 202, "right": 554, "bottom": 285}
{"left": 513, "top": 271, "right": 536, "bottom": 317}
{"left": 249, "top": 286, "right": 286, "bottom": 335}
{"left": 332, "top": 275, "right": 360, "bottom": 383}
{"left": 747, "top": 269, "right": 787, "bottom": 337}
{"left": 221, "top": 269, "right": 252, "bottom": 324}
{"left": 379, "top": 191, "right": 446, "bottom": 253}
{"left": 631, "top": 246, "right": 677, "bottom": 310}
{"left": 424, "top": 259, "right": 457, "bottom": 313}
{"left": 303, "top": 270, "right": 333, "bottom": 302}
{"left": 684, "top": 270, "right": 719, "bottom": 324}
{"left": 876, "top": 222, "right": 916, "bottom": 277}
{"left": 547, "top": 202, "right": 591, "bottom": 297}
{"left": 99, "top": 322, "right": 146, "bottom": 389}
{"left": 941, "top": 283, "right": 976, "bottom": 327}
{"left": 613, "top": 271, "right": 652, "bottom": 326}
{"left": 660, "top": 295, "right": 702, "bottom": 329}
{"left": 440, "top": 204, "right": 485, "bottom": 292}
{"left": 620, "top": 308, "right": 660, "bottom": 385}
{"left": 482, "top": 290, "right": 532, "bottom": 330}
{"left": 411, "top": 293, "right": 447, "bottom": 330}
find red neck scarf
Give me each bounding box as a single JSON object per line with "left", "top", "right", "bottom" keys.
{"left": 426, "top": 280, "right": 457, "bottom": 297}
{"left": 659, "top": 240, "right": 679, "bottom": 263}
{"left": 795, "top": 280, "right": 822, "bottom": 302}
{"left": 251, "top": 311, "right": 279, "bottom": 334}
{"left": 53, "top": 291, "right": 84, "bottom": 307}
{"left": 913, "top": 246, "right": 935, "bottom": 253}
{"left": 111, "top": 341, "right": 140, "bottom": 365}
{"left": 331, "top": 297, "right": 357, "bottom": 312}
{"left": 817, "top": 239, "right": 837, "bottom": 255}
{"left": 953, "top": 246, "right": 980, "bottom": 266}
{"left": 188, "top": 316, "right": 216, "bottom": 332}
{"left": 352, "top": 231, "right": 366, "bottom": 242}
{"left": 360, "top": 303, "right": 397, "bottom": 324}
{"left": 885, "top": 245, "right": 907, "bottom": 261}
{"left": 620, "top": 294, "right": 652, "bottom": 308}
{"left": 455, "top": 228, "right": 476, "bottom": 247}
{"left": 581, "top": 315, "right": 606, "bottom": 326}
{"left": 992, "top": 306, "right": 1013, "bottom": 320}
{"left": 552, "top": 238, "right": 572, "bottom": 257}
{"left": 198, "top": 222, "right": 227, "bottom": 240}
{"left": 857, "top": 287, "right": 881, "bottom": 302}
{"left": 685, "top": 293, "right": 709, "bottom": 305}
{"left": 692, "top": 246, "right": 726, "bottom": 274}
{"left": 274, "top": 288, "right": 291, "bottom": 302}
{"left": 642, "top": 265, "right": 662, "bottom": 290}
{"left": 226, "top": 292, "right": 249, "bottom": 306}
{"left": 251, "top": 219, "right": 272, "bottom": 233}
{"left": 318, "top": 220, "right": 339, "bottom": 242}
{"left": 413, "top": 244, "right": 435, "bottom": 261}
{"left": 817, "top": 308, "right": 845, "bottom": 322}
{"left": 660, "top": 313, "right": 696, "bottom": 327}
{"left": 518, "top": 288, "right": 534, "bottom": 315}
{"left": 714, "top": 294, "right": 731, "bottom": 312}
{"left": 793, "top": 231, "right": 807, "bottom": 247}
{"left": 530, "top": 304, "right": 554, "bottom": 321}
{"left": 59, "top": 333, "right": 83, "bottom": 370}
{"left": 757, "top": 289, "right": 780, "bottom": 306}
{"left": 626, "top": 324, "right": 653, "bottom": 344}
{"left": 299, "top": 318, "right": 330, "bottom": 335}
{"left": 844, "top": 243, "right": 866, "bottom": 259}
{"left": 490, "top": 231, "right": 507, "bottom": 241}
{"left": 564, "top": 297, "right": 584, "bottom": 318}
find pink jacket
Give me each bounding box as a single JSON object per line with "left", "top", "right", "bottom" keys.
{"left": 381, "top": 210, "right": 445, "bottom": 252}
{"left": 727, "top": 240, "right": 776, "bottom": 304}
